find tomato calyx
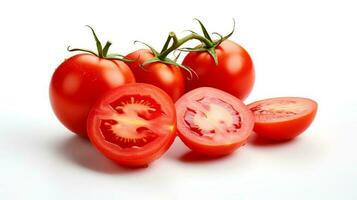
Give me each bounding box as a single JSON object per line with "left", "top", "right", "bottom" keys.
{"left": 134, "top": 34, "right": 202, "bottom": 79}
{"left": 179, "top": 19, "right": 236, "bottom": 65}
{"left": 67, "top": 25, "right": 134, "bottom": 62}
{"left": 134, "top": 19, "right": 234, "bottom": 79}
{"left": 133, "top": 39, "right": 195, "bottom": 79}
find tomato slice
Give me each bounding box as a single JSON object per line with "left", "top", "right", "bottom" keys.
{"left": 248, "top": 97, "right": 318, "bottom": 141}
{"left": 175, "top": 87, "right": 254, "bottom": 156}
{"left": 87, "top": 83, "right": 176, "bottom": 167}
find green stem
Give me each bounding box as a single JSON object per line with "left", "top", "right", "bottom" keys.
{"left": 172, "top": 32, "right": 179, "bottom": 46}
{"left": 160, "top": 33, "right": 174, "bottom": 54}
{"left": 102, "top": 41, "right": 112, "bottom": 57}
{"left": 158, "top": 32, "right": 214, "bottom": 60}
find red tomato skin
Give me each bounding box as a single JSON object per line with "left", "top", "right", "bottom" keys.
{"left": 182, "top": 40, "right": 255, "bottom": 100}
{"left": 87, "top": 83, "right": 177, "bottom": 167}
{"left": 253, "top": 108, "right": 317, "bottom": 141}
{"left": 88, "top": 128, "right": 176, "bottom": 167}
{"left": 126, "top": 49, "right": 185, "bottom": 101}
{"left": 179, "top": 135, "right": 246, "bottom": 157}
{"left": 49, "top": 54, "right": 135, "bottom": 137}
{"left": 248, "top": 97, "right": 318, "bottom": 141}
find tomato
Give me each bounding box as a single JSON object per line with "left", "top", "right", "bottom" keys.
{"left": 126, "top": 49, "right": 185, "bottom": 101}
{"left": 175, "top": 87, "right": 254, "bottom": 156}
{"left": 50, "top": 54, "right": 135, "bottom": 136}
{"left": 182, "top": 40, "right": 254, "bottom": 100}
{"left": 248, "top": 97, "right": 318, "bottom": 141}
{"left": 87, "top": 83, "right": 177, "bottom": 167}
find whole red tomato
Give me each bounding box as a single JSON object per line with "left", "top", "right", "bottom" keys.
{"left": 182, "top": 39, "right": 254, "bottom": 100}
{"left": 50, "top": 26, "right": 135, "bottom": 137}
{"left": 126, "top": 49, "right": 185, "bottom": 102}
{"left": 50, "top": 54, "right": 135, "bottom": 136}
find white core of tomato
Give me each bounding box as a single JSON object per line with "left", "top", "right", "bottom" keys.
{"left": 108, "top": 103, "right": 152, "bottom": 139}
{"left": 193, "top": 104, "right": 233, "bottom": 131}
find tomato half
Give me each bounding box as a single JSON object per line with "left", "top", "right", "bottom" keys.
{"left": 248, "top": 97, "right": 318, "bottom": 141}
{"left": 87, "top": 83, "right": 176, "bottom": 167}
{"left": 182, "top": 40, "right": 255, "bottom": 100}
{"left": 175, "top": 87, "right": 254, "bottom": 156}
{"left": 50, "top": 54, "right": 135, "bottom": 137}
{"left": 126, "top": 49, "right": 185, "bottom": 101}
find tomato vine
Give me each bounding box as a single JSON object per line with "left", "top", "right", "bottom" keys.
{"left": 135, "top": 19, "right": 236, "bottom": 78}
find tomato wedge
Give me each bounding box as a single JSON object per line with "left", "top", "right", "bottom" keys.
{"left": 248, "top": 97, "right": 318, "bottom": 141}
{"left": 175, "top": 87, "right": 254, "bottom": 156}
{"left": 87, "top": 83, "right": 176, "bottom": 167}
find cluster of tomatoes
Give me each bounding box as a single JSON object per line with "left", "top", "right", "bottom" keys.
{"left": 50, "top": 20, "right": 317, "bottom": 167}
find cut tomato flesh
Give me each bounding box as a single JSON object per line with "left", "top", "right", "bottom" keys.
{"left": 183, "top": 97, "right": 241, "bottom": 138}
{"left": 87, "top": 83, "right": 176, "bottom": 167}
{"left": 100, "top": 119, "right": 158, "bottom": 148}
{"left": 175, "top": 87, "right": 254, "bottom": 156}
{"left": 247, "top": 97, "right": 318, "bottom": 141}
{"left": 250, "top": 99, "right": 310, "bottom": 121}
{"left": 99, "top": 94, "right": 164, "bottom": 148}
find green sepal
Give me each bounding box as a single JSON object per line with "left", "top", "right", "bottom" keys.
{"left": 179, "top": 47, "right": 207, "bottom": 52}
{"left": 178, "top": 46, "right": 218, "bottom": 65}
{"left": 207, "top": 48, "right": 218, "bottom": 65}
{"left": 134, "top": 41, "right": 160, "bottom": 57}
{"left": 178, "top": 19, "right": 236, "bottom": 65}
{"left": 67, "top": 26, "right": 130, "bottom": 61}
{"left": 161, "top": 58, "right": 196, "bottom": 80}
{"left": 106, "top": 53, "right": 137, "bottom": 62}
{"left": 194, "top": 18, "right": 213, "bottom": 42}
{"left": 212, "top": 32, "right": 224, "bottom": 41}
{"left": 183, "top": 30, "right": 199, "bottom": 35}
{"left": 86, "top": 25, "right": 103, "bottom": 57}
{"left": 141, "top": 57, "right": 161, "bottom": 69}
{"left": 133, "top": 34, "right": 195, "bottom": 78}
{"left": 214, "top": 19, "right": 235, "bottom": 47}
{"left": 67, "top": 46, "right": 98, "bottom": 56}
{"left": 173, "top": 50, "right": 182, "bottom": 62}
{"left": 139, "top": 55, "right": 196, "bottom": 80}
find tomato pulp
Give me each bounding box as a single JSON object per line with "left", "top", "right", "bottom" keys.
{"left": 248, "top": 97, "right": 318, "bottom": 141}
{"left": 175, "top": 87, "right": 254, "bottom": 156}
{"left": 50, "top": 54, "right": 135, "bottom": 136}
{"left": 87, "top": 83, "right": 177, "bottom": 167}
{"left": 182, "top": 40, "right": 255, "bottom": 100}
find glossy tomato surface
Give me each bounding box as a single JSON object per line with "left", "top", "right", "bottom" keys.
{"left": 175, "top": 87, "right": 254, "bottom": 156}
{"left": 182, "top": 40, "right": 254, "bottom": 100}
{"left": 50, "top": 54, "right": 135, "bottom": 136}
{"left": 87, "top": 83, "right": 177, "bottom": 167}
{"left": 248, "top": 97, "right": 318, "bottom": 141}
{"left": 126, "top": 49, "right": 185, "bottom": 101}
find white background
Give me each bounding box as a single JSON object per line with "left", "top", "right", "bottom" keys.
{"left": 1, "top": 0, "right": 356, "bottom": 199}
